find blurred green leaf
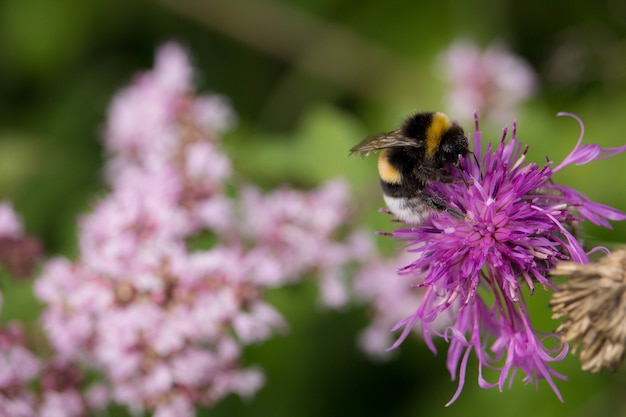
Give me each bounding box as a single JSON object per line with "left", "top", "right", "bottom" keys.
{"left": 0, "top": 0, "right": 95, "bottom": 76}
{"left": 226, "top": 104, "right": 374, "bottom": 189}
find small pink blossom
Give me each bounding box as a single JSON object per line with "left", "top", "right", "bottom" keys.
{"left": 192, "top": 95, "right": 237, "bottom": 132}
{"left": 0, "top": 202, "right": 42, "bottom": 278}
{"left": 0, "top": 202, "right": 23, "bottom": 237}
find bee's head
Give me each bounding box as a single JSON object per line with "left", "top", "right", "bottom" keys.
{"left": 440, "top": 123, "right": 468, "bottom": 165}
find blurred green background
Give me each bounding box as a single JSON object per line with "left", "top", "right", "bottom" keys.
{"left": 2, "top": 0, "right": 626, "bottom": 416}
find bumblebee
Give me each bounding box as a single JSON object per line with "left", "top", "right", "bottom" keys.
{"left": 350, "top": 112, "right": 469, "bottom": 224}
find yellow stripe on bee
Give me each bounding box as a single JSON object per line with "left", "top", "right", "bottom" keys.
{"left": 378, "top": 149, "right": 402, "bottom": 184}
{"left": 425, "top": 112, "right": 451, "bottom": 158}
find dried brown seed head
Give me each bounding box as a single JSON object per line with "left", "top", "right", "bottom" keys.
{"left": 550, "top": 248, "right": 626, "bottom": 373}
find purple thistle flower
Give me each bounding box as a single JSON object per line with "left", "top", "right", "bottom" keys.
{"left": 386, "top": 113, "right": 626, "bottom": 404}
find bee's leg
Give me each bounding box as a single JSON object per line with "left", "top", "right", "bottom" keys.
{"left": 446, "top": 207, "right": 466, "bottom": 219}
{"left": 455, "top": 165, "right": 472, "bottom": 189}
{"left": 422, "top": 192, "right": 466, "bottom": 219}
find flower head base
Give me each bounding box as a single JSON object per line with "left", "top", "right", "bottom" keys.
{"left": 387, "top": 113, "right": 626, "bottom": 404}
{"left": 550, "top": 248, "right": 626, "bottom": 373}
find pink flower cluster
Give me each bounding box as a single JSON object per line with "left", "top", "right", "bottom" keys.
{"left": 35, "top": 43, "right": 371, "bottom": 416}
{"left": 437, "top": 40, "right": 537, "bottom": 123}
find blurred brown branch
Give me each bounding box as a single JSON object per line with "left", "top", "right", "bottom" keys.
{"left": 155, "top": 0, "right": 421, "bottom": 100}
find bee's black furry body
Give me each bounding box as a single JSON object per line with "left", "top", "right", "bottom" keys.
{"left": 350, "top": 112, "right": 468, "bottom": 224}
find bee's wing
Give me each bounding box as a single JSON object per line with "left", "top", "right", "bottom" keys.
{"left": 349, "top": 130, "right": 421, "bottom": 157}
